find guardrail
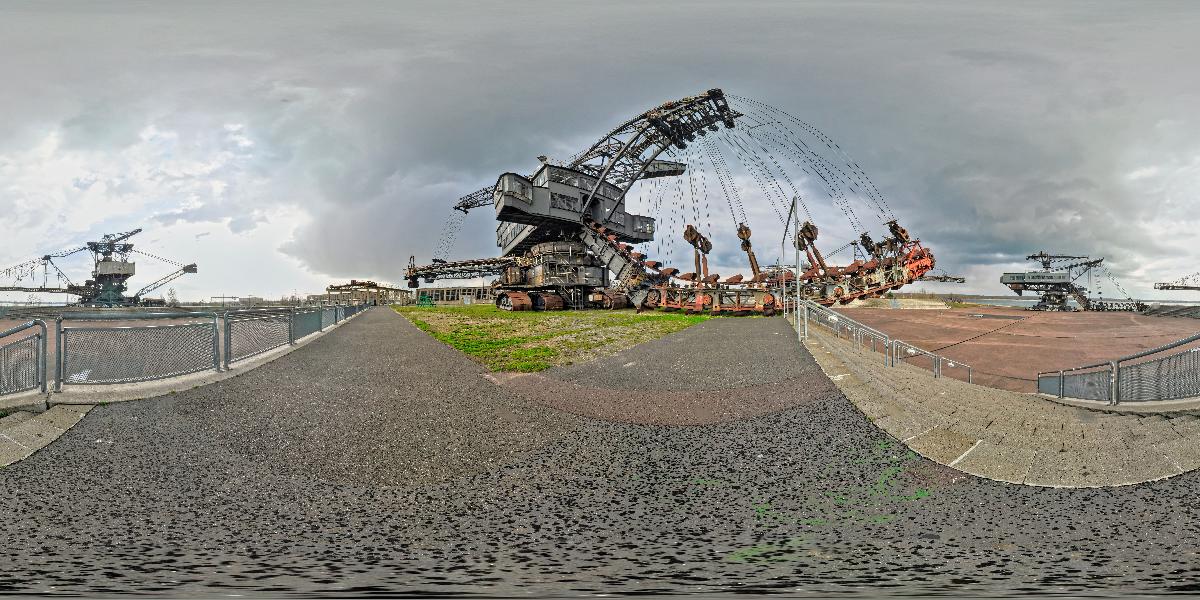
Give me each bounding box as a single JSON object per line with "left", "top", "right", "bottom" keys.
{"left": 56, "top": 311, "right": 220, "bottom": 388}
{"left": 0, "top": 320, "right": 48, "bottom": 396}
{"left": 797, "top": 298, "right": 973, "bottom": 384}
{"left": 0, "top": 304, "right": 371, "bottom": 399}
{"left": 1038, "top": 330, "right": 1200, "bottom": 404}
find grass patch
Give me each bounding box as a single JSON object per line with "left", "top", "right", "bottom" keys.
{"left": 947, "top": 301, "right": 982, "bottom": 309}
{"left": 392, "top": 303, "right": 711, "bottom": 371}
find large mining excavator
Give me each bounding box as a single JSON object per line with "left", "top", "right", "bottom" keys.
{"left": 406, "top": 88, "right": 937, "bottom": 313}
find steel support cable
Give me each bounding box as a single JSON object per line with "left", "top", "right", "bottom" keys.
{"left": 730, "top": 95, "right": 894, "bottom": 221}
{"left": 699, "top": 139, "right": 741, "bottom": 228}
{"left": 130, "top": 249, "right": 185, "bottom": 268}
{"left": 731, "top": 105, "right": 861, "bottom": 230}
{"left": 737, "top": 128, "right": 823, "bottom": 226}
{"left": 734, "top": 124, "right": 810, "bottom": 231}
{"left": 1160, "top": 270, "right": 1200, "bottom": 287}
{"left": 733, "top": 105, "right": 867, "bottom": 232}
{"left": 433, "top": 208, "right": 467, "bottom": 260}
{"left": 698, "top": 138, "right": 736, "bottom": 225}
{"left": 734, "top": 110, "right": 814, "bottom": 225}
{"left": 726, "top": 127, "right": 794, "bottom": 226}
{"left": 701, "top": 137, "right": 747, "bottom": 224}
{"left": 730, "top": 95, "right": 893, "bottom": 217}
{"left": 721, "top": 128, "right": 788, "bottom": 226}
{"left": 695, "top": 143, "right": 714, "bottom": 236}
{"left": 684, "top": 145, "right": 701, "bottom": 226}
{"left": 1102, "top": 267, "right": 1136, "bottom": 301}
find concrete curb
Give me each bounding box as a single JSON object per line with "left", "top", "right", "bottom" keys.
{"left": 1040, "top": 393, "right": 1200, "bottom": 416}
{"left": 0, "top": 404, "right": 93, "bottom": 467}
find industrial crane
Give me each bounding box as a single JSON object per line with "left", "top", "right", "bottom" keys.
{"left": 1155, "top": 272, "right": 1200, "bottom": 291}
{"left": 1001, "top": 251, "right": 1141, "bottom": 312}
{"left": 0, "top": 228, "right": 197, "bottom": 307}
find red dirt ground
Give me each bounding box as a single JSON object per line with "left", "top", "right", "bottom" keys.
{"left": 836, "top": 306, "right": 1200, "bottom": 392}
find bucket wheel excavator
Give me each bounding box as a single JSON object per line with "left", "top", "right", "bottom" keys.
{"left": 406, "top": 88, "right": 938, "bottom": 312}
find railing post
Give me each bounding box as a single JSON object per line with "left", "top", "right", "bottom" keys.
{"left": 1058, "top": 370, "right": 1064, "bottom": 398}
{"left": 54, "top": 317, "right": 63, "bottom": 392}
{"left": 35, "top": 320, "right": 48, "bottom": 394}
{"left": 968, "top": 366, "right": 973, "bottom": 384}
{"left": 213, "top": 314, "right": 222, "bottom": 372}
{"left": 934, "top": 355, "right": 941, "bottom": 378}
{"left": 802, "top": 302, "right": 808, "bottom": 341}
{"left": 223, "top": 313, "right": 232, "bottom": 370}
{"left": 289, "top": 308, "right": 296, "bottom": 345}
{"left": 1110, "top": 360, "right": 1120, "bottom": 405}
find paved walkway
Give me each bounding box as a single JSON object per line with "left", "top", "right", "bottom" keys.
{"left": 807, "top": 327, "right": 1200, "bottom": 486}
{"left": 2, "top": 309, "right": 1200, "bottom": 594}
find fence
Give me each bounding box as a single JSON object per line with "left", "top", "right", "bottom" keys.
{"left": 798, "top": 299, "right": 973, "bottom": 384}
{"left": 221, "top": 304, "right": 370, "bottom": 368}
{"left": 57, "top": 312, "right": 221, "bottom": 387}
{"left": 0, "top": 320, "right": 48, "bottom": 396}
{"left": 1038, "top": 330, "right": 1200, "bottom": 404}
{"left": 0, "top": 304, "right": 371, "bottom": 399}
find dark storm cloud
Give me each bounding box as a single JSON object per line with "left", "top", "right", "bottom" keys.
{"left": 2, "top": 1, "right": 1198, "bottom": 295}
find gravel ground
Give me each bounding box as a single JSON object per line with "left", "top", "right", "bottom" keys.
{"left": 2, "top": 308, "right": 1200, "bottom": 596}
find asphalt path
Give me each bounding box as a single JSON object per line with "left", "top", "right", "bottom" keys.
{"left": 1, "top": 308, "right": 1199, "bottom": 595}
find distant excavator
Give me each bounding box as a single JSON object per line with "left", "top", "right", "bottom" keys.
{"left": 1001, "top": 251, "right": 1142, "bottom": 312}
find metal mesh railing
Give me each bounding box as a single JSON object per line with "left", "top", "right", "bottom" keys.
{"left": 45, "top": 305, "right": 366, "bottom": 391}
{"left": 1061, "top": 367, "right": 1112, "bottom": 402}
{"left": 1042, "top": 331, "right": 1200, "bottom": 404}
{"left": 798, "top": 299, "right": 973, "bottom": 383}
{"left": 227, "top": 314, "right": 291, "bottom": 365}
{"left": 61, "top": 322, "right": 217, "bottom": 385}
{"left": 1037, "top": 373, "right": 1061, "bottom": 396}
{"left": 1, "top": 334, "right": 40, "bottom": 396}
{"left": 293, "top": 310, "right": 322, "bottom": 339}
{"left": 1119, "top": 349, "right": 1200, "bottom": 402}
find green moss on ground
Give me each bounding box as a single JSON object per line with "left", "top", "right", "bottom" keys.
{"left": 393, "top": 303, "right": 710, "bottom": 372}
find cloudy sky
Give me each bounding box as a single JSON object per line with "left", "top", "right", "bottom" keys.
{"left": 1, "top": 1, "right": 1197, "bottom": 303}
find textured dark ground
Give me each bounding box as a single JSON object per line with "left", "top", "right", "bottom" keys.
{"left": 2, "top": 308, "right": 1200, "bottom": 596}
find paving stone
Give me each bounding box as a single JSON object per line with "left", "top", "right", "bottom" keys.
{"left": 0, "top": 437, "right": 32, "bottom": 466}
{"left": 37, "top": 405, "right": 91, "bottom": 431}
{"left": 0, "top": 411, "right": 34, "bottom": 429}
{"left": 906, "top": 426, "right": 979, "bottom": 464}
{"left": 1023, "top": 450, "right": 1106, "bottom": 487}
{"left": 2, "top": 419, "right": 64, "bottom": 451}
{"left": 949, "top": 439, "right": 1035, "bottom": 484}
{"left": 1155, "top": 437, "right": 1200, "bottom": 472}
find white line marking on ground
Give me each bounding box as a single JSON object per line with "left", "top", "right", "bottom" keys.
{"left": 949, "top": 439, "right": 984, "bottom": 467}
{"left": 0, "top": 432, "right": 30, "bottom": 450}
{"left": 902, "top": 426, "right": 937, "bottom": 443}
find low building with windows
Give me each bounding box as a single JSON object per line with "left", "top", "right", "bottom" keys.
{"left": 414, "top": 286, "right": 495, "bottom": 306}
